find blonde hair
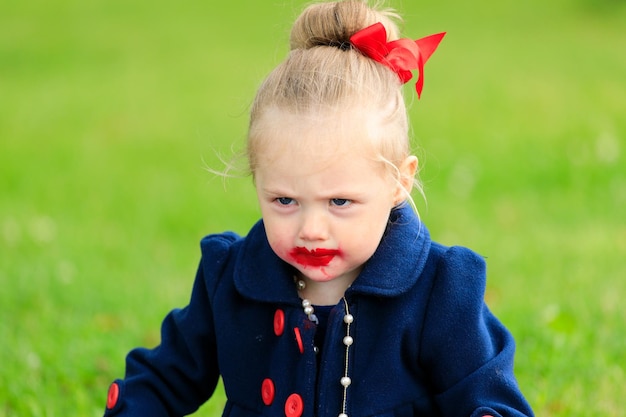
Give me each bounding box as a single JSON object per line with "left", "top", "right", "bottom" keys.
{"left": 248, "top": 0, "right": 421, "bottom": 201}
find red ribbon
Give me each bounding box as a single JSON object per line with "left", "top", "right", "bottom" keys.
{"left": 350, "top": 23, "right": 446, "bottom": 98}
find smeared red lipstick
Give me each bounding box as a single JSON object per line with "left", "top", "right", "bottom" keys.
{"left": 290, "top": 247, "right": 340, "bottom": 267}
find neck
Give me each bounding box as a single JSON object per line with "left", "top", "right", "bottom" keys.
{"left": 297, "top": 270, "right": 360, "bottom": 306}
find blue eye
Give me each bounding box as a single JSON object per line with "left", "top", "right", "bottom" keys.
{"left": 276, "top": 197, "right": 295, "bottom": 206}
{"left": 331, "top": 198, "right": 351, "bottom": 207}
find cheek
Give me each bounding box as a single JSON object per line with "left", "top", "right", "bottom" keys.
{"left": 264, "top": 223, "right": 291, "bottom": 260}
{"left": 348, "top": 210, "right": 392, "bottom": 252}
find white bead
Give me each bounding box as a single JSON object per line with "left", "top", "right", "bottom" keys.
{"left": 343, "top": 336, "right": 353, "bottom": 346}
{"left": 302, "top": 299, "right": 311, "bottom": 307}
{"left": 343, "top": 314, "right": 353, "bottom": 324}
{"left": 339, "top": 413, "right": 348, "bottom": 417}
{"left": 340, "top": 376, "right": 352, "bottom": 387}
{"left": 304, "top": 306, "right": 314, "bottom": 315}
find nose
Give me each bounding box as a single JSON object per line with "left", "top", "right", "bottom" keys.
{"left": 298, "top": 210, "right": 329, "bottom": 242}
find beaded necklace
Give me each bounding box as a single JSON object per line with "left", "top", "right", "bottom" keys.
{"left": 296, "top": 278, "right": 354, "bottom": 417}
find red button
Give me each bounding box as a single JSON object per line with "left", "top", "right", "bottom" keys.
{"left": 293, "top": 327, "right": 304, "bottom": 354}
{"left": 274, "top": 309, "right": 285, "bottom": 336}
{"left": 106, "top": 382, "right": 120, "bottom": 410}
{"left": 261, "top": 378, "right": 275, "bottom": 406}
{"left": 284, "top": 393, "right": 304, "bottom": 417}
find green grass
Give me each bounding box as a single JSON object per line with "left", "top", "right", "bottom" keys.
{"left": 1, "top": 0, "right": 625, "bottom": 416}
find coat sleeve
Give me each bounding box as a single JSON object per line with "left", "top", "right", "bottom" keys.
{"left": 419, "top": 246, "right": 534, "bottom": 417}
{"left": 103, "top": 233, "right": 239, "bottom": 417}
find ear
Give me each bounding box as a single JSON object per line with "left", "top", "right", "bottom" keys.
{"left": 393, "top": 155, "right": 418, "bottom": 204}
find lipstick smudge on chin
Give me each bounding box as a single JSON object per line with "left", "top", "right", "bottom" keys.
{"left": 289, "top": 247, "right": 340, "bottom": 267}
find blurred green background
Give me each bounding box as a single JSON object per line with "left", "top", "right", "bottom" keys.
{"left": 1, "top": 0, "right": 624, "bottom": 416}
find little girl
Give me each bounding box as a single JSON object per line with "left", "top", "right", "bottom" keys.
{"left": 103, "top": 1, "right": 534, "bottom": 416}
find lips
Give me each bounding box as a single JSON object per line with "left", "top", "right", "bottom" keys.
{"left": 289, "top": 247, "right": 340, "bottom": 267}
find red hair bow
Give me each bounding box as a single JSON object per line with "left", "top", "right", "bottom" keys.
{"left": 350, "top": 23, "right": 446, "bottom": 98}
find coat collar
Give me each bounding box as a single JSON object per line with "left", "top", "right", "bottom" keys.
{"left": 233, "top": 204, "right": 431, "bottom": 305}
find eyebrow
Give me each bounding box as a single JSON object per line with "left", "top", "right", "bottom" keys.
{"left": 261, "top": 187, "right": 370, "bottom": 201}
{"left": 259, "top": 187, "right": 293, "bottom": 196}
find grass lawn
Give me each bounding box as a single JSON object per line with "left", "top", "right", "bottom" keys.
{"left": 1, "top": 0, "right": 624, "bottom": 416}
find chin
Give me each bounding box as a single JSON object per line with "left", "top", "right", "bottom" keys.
{"left": 296, "top": 267, "right": 337, "bottom": 282}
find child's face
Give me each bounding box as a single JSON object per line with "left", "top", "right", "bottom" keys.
{"left": 254, "top": 111, "right": 409, "bottom": 286}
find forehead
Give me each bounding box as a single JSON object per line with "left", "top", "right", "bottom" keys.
{"left": 255, "top": 140, "right": 390, "bottom": 198}
{"left": 252, "top": 107, "right": 383, "bottom": 164}
{"left": 252, "top": 110, "right": 393, "bottom": 189}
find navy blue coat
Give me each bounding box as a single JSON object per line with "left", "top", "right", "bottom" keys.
{"left": 103, "top": 205, "right": 533, "bottom": 417}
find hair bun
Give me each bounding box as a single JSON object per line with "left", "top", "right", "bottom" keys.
{"left": 290, "top": 0, "right": 400, "bottom": 51}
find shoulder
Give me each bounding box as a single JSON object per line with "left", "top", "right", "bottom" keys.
{"left": 197, "top": 231, "right": 248, "bottom": 291}
{"left": 199, "top": 217, "right": 268, "bottom": 254}
{"left": 200, "top": 231, "right": 241, "bottom": 257}
{"left": 430, "top": 242, "right": 486, "bottom": 275}
{"left": 199, "top": 218, "right": 270, "bottom": 265}
{"left": 197, "top": 220, "right": 273, "bottom": 292}
{"left": 200, "top": 231, "right": 242, "bottom": 267}
{"left": 425, "top": 241, "right": 488, "bottom": 303}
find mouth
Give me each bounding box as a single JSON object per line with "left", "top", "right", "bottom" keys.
{"left": 289, "top": 247, "right": 340, "bottom": 267}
